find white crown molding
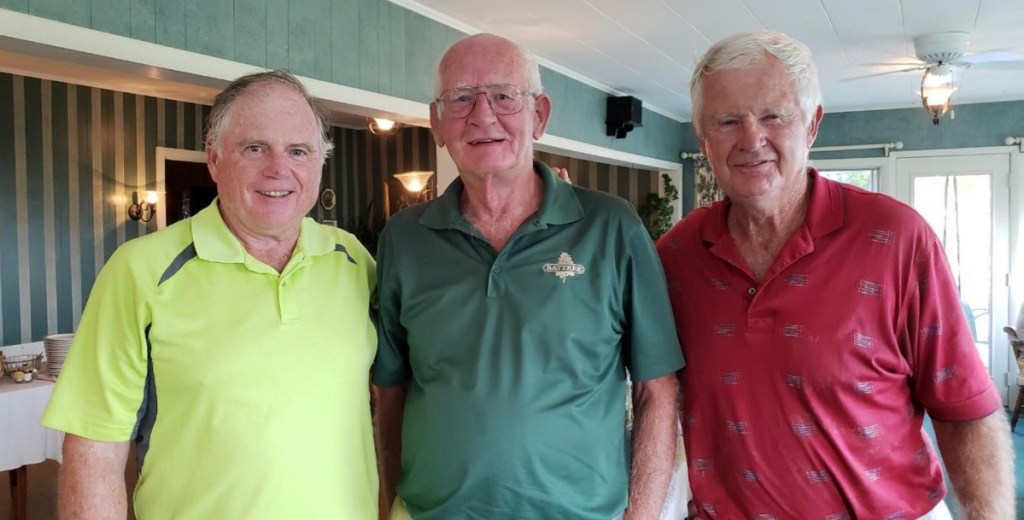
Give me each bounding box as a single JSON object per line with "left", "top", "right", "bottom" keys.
{"left": 0, "top": 9, "right": 431, "bottom": 126}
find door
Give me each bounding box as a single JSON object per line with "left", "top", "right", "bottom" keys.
{"left": 165, "top": 159, "right": 217, "bottom": 226}
{"left": 895, "top": 153, "right": 1012, "bottom": 403}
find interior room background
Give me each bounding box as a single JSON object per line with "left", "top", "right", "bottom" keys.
{"left": 0, "top": 71, "right": 667, "bottom": 347}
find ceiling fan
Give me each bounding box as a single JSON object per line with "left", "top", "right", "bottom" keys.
{"left": 849, "top": 32, "right": 1024, "bottom": 125}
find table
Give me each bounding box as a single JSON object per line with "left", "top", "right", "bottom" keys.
{"left": 0, "top": 378, "right": 63, "bottom": 520}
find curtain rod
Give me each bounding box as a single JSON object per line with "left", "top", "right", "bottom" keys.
{"left": 1006, "top": 136, "right": 1023, "bottom": 152}
{"left": 811, "top": 141, "right": 903, "bottom": 156}
{"left": 684, "top": 137, "right": 1021, "bottom": 162}
{"left": 681, "top": 141, "right": 904, "bottom": 161}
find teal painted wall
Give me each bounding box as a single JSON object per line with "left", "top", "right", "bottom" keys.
{"left": 540, "top": 69, "right": 689, "bottom": 163}
{"left": 0, "top": 1, "right": 689, "bottom": 163}
{"left": 813, "top": 100, "right": 1024, "bottom": 159}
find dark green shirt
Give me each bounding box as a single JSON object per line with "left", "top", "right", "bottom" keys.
{"left": 374, "top": 161, "right": 684, "bottom": 519}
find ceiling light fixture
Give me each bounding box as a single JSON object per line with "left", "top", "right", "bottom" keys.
{"left": 368, "top": 117, "right": 401, "bottom": 136}
{"left": 920, "top": 63, "right": 958, "bottom": 125}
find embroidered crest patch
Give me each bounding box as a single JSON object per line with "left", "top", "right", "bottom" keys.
{"left": 542, "top": 252, "right": 586, "bottom": 282}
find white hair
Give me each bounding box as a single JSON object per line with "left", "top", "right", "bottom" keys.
{"left": 206, "top": 70, "right": 333, "bottom": 162}
{"left": 690, "top": 31, "right": 821, "bottom": 137}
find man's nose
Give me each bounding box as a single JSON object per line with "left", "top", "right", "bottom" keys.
{"left": 264, "top": 150, "right": 290, "bottom": 176}
{"left": 467, "top": 92, "right": 497, "bottom": 123}
{"left": 737, "top": 120, "right": 768, "bottom": 150}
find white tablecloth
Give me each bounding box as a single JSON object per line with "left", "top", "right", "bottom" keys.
{"left": 0, "top": 378, "right": 63, "bottom": 471}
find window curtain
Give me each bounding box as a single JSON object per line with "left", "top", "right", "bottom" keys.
{"left": 694, "top": 155, "right": 724, "bottom": 208}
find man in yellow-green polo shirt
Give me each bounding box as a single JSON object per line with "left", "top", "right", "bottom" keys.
{"left": 373, "top": 34, "right": 684, "bottom": 520}
{"left": 42, "top": 71, "right": 378, "bottom": 519}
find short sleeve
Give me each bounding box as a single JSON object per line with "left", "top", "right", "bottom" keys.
{"left": 621, "top": 224, "right": 685, "bottom": 381}
{"left": 371, "top": 225, "right": 412, "bottom": 387}
{"left": 904, "top": 234, "right": 1000, "bottom": 421}
{"left": 41, "top": 245, "right": 152, "bottom": 441}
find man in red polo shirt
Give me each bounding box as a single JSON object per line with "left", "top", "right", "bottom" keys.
{"left": 658, "top": 31, "right": 1014, "bottom": 519}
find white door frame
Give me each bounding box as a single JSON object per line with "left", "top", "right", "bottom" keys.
{"left": 894, "top": 147, "right": 1017, "bottom": 404}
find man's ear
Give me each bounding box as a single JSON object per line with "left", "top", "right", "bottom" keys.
{"left": 429, "top": 102, "right": 446, "bottom": 148}
{"left": 806, "top": 105, "right": 824, "bottom": 147}
{"left": 531, "top": 94, "right": 552, "bottom": 140}
{"left": 206, "top": 141, "right": 221, "bottom": 182}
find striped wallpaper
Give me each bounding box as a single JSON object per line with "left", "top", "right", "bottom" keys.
{"left": 320, "top": 126, "right": 436, "bottom": 238}
{"left": 535, "top": 150, "right": 659, "bottom": 213}
{"left": 0, "top": 72, "right": 208, "bottom": 346}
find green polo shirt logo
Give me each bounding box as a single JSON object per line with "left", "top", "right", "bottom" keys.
{"left": 542, "top": 252, "right": 586, "bottom": 282}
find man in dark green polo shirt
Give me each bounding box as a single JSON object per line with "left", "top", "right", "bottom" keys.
{"left": 373, "top": 33, "right": 684, "bottom": 520}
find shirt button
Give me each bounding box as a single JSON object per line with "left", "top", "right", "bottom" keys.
{"left": 492, "top": 266, "right": 501, "bottom": 274}
{"left": 747, "top": 287, "right": 756, "bottom": 296}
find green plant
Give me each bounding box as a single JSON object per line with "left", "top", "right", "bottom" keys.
{"left": 638, "top": 173, "right": 679, "bottom": 241}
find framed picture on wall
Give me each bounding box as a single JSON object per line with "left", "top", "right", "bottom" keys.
{"left": 319, "top": 188, "right": 337, "bottom": 211}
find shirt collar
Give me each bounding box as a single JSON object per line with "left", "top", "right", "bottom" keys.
{"left": 418, "top": 160, "right": 584, "bottom": 231}
{"left": 699, "top": 168, "right": 845, "bottom": 244}
{"left": 191, "top": 199, "right": 335, "bottom": 264}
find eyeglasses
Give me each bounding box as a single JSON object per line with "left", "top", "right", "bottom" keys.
{"left": 435, "top": 84, "right": 534, "bottom": 119}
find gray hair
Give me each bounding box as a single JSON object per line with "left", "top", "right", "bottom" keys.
{"left": 433, "top": 33, "right": 544, "bottom": 101}
{"left": 205, "top": 70, "right": 334, "bottom": 161}
{"left": 690, "top": 31, "right": 821, "bottom": 137}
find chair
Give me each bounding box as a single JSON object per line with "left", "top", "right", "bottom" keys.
{"left": 1006, "top": 325, "right": 1024, "bottom": 431}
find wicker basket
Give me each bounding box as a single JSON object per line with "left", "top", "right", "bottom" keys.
{"left": 1, "top": 353, "right": 43, "bottom": 376}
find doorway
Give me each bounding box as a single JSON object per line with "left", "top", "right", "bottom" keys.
{"left": 165, "top": 160, "right": 216, "bottom": 226}
{"left": 154, "top": 147, "right": 210, "bottom": 229}
{"left": 894, "top": 152, "right": 1012, "bottom": 402}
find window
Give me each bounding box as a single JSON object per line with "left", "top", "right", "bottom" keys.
{"left": 818, "top": 169, "right": 878, "bottom": 191}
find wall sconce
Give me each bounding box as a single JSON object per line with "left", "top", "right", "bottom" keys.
{"left": 128, "top": 191, "right": 159, "bottom": 222}
{"left": 393, "top": 171, "right": 434, "bottom": 193}
{"left": 384, "top": 171, "right": 435, "bottom": 217}
{"left": 920, "top": 64, "right": 958, "bottom": 125}
{"left": 368, "top": 117, "right": 401, "bottom": 136}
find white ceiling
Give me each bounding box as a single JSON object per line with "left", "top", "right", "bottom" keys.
{"left": 2, "top": 1, "right": 1023, "bottom": 127}
{"left": 395, "top": 0, "right": 1024, "bottom": 122}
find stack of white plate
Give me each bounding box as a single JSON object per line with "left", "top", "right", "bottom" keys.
{"left": 44, "top": 333, "right": 74, "bottom": 377}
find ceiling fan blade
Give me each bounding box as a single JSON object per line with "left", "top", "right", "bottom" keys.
{"left": 960, "top": 50, "right": 1023, "bottom": 65}
{"left": 863, "top": 61, "right": 926, "bottom": 67}
{"left": 963, "top": 60, "right": 1024, "bottom": 70}
{"left": 841, "top": 66, "right": 926, "bottom": 82}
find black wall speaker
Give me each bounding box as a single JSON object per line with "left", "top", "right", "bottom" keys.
{"left": 606, "top": 96, "right": 643, "bottom": 139}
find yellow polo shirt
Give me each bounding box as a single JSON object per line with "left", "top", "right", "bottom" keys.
{"left": 43, "top": 202, "right": 378, "bottom": 519}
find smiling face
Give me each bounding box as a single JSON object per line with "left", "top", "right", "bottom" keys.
{"left": 207, "top": 82, "right": 323, "bottom": 242}
{"left": 429, "top": 34, "right": 551, "bottom": 181}
{"left": 698, "top": 55, "right": 822, "bottom": 210}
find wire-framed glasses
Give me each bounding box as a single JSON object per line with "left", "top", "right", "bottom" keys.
{"left": 435, "top": 84, "right": 533, "bottom": 119}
